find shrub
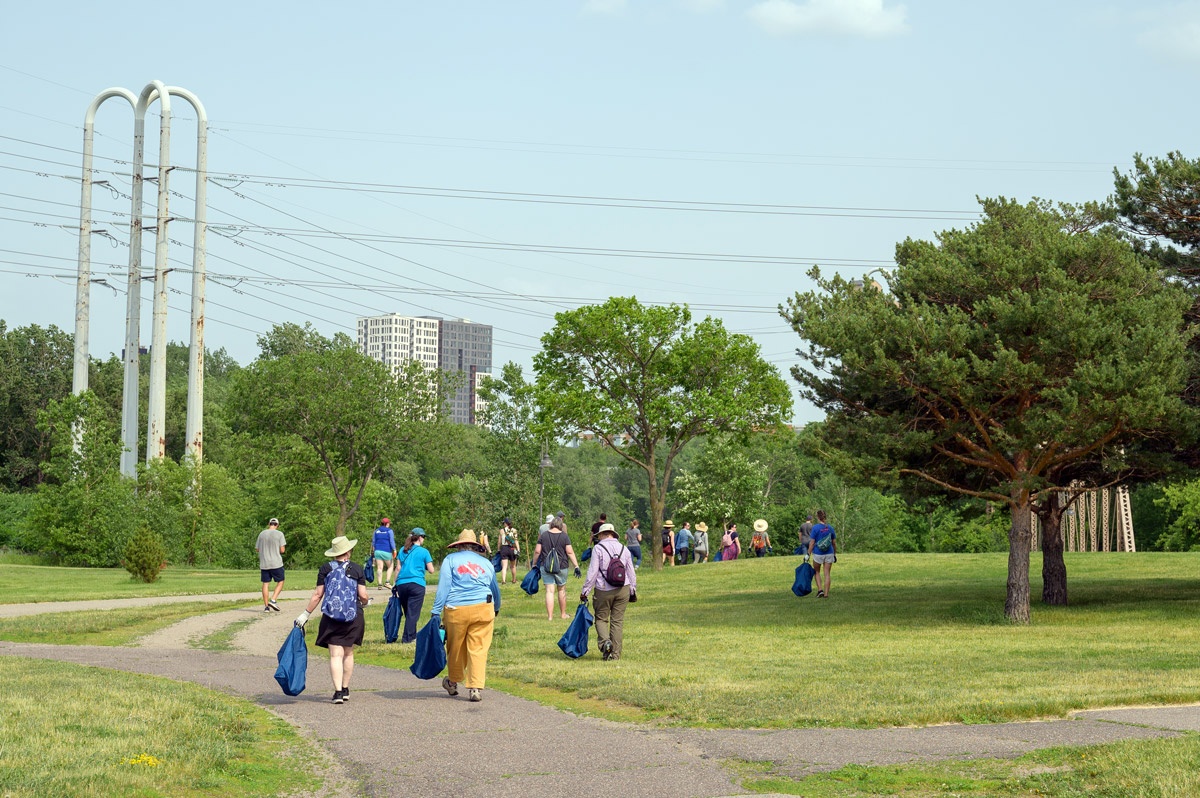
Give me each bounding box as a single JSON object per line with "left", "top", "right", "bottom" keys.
{"left": 123, "top": 525, "right": 167, "bottom": 583}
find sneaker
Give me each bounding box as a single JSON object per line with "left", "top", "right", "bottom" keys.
{"left": 817, "top": 591, "right": 826, "bottom": 598}
{"left": 331, "top": 691, "right": 344, "bottom": 704}
{"left": 268, "top": 600, "right": 280, "bottom": 611}
{"left": 599, "top": 639, "right": 614, "bottom": 660}
{"left": 441, "top": 677, "right": 458, "bottom": 697}
{"left": 467, "top": 688, "right": 482, "bottom": 702}
{"left": 263, "top": 606, "right": 272, "bottom": 613}
{"left": 339, "top": 687, "right": 349, "bottom": 702}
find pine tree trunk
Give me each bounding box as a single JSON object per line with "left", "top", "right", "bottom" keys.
{"left": 1005, "top": 499, "right": 1032, "bottom": 623}
{"left": 1039, "top": 493, "right": 1068, "bottom": 606}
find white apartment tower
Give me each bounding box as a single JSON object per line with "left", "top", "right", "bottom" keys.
{"left": 357, "top": 313, "right": 493, "bottom": 425}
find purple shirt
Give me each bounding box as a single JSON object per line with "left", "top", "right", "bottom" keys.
{"left": 582, "top": 538, "right": 637, "bottom": 595}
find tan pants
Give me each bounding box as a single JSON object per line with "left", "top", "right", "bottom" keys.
{"left": 443, "top": 602, "right": 495, "bottom": 689}
{"left": 592, "top": 585, "right": 630, "bottom": 659}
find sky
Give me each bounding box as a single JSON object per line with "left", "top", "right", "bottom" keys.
{"left": 2, "top": 0, "right": 1199, "bottom": 425}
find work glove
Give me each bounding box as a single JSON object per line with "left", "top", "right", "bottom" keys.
{"left": 579, "top": 592, "right": 588, "bottom": 604}
{"left": 629, "top": 591, "right": 638, "bottom": 603}
{"left": 767, "top": 547, "right": 773, "bottom": 554}
{"left": 574, "top": 566, "right": 581, "bottom": 578}
{"left": 294, "top": 609, "right": 311, "bottom": 627}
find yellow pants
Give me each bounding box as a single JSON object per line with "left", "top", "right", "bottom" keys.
{"left": 443, "top": 602, "right": 495, "bottom": 689}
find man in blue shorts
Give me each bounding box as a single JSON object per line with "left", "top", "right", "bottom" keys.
{"left": 373, "top": 518, "right": 398, "bottom": 589}
{"left": 256, "top": 518, "right": 286, "bottom": 612}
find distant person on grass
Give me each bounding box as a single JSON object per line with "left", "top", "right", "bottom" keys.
{"left": 675, "top": 521, "right": 693, "bottom": 566}
{"left": 295, "top": 535, "right": 369, "bottom": 704}
{"left": 255, "top": 518, "right": 286, "bottom": 613}
{"left": 693, "top": 522, "right": 710, "bottom": 563}
{"left": 497, "top": 518, "right": 521, "bottom": 585}
{"left": 798, "top": 515, "right": 814, "bottom": 551}
{"left": 625, "top": 519, "right": 643, "bottom": 568}
{"left": 807, "top": 510, "right": 837, "bottom": 598}
{"left": 433, "top": 529, "right": 501, "bottom": 702}
{"left": 393, "top": 528, "right": 434, "bottom": 643}
{"left": 661, "top": 520, "right": 675, "bottom": 567}
{"left": 534, "top": 517, "right": 581, "bottom": 621}
{"left": 372, "top": 518, "right": 397, "bottom": 589}
{"left": 580, "top": 523, "right": 637, "bottom": 661}
{"left": 590, "top": 512, "right": 608, "bottom": 546}
{"left": 720, "top": 523, "right": 742, "bottom": 561}
{"left": 751, "top": 519, "right": 772, "bottom": 557}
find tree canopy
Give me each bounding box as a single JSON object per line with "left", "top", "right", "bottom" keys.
{"left": 784, "top": 198, "right": 1194, "bottom": 622}
{"left": 533, "top": 296, "right": 792, "bottom": 566}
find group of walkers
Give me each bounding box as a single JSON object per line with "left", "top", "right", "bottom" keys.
{"left": 259, "top": 507, "right": 836, "bottom": 706}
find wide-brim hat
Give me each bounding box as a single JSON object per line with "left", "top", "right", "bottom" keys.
{"left": 447, "top": 529, "right": 479, "bottom": 549}
{"left": 753, "top": 518, "right": 769, "bottom": 532}
{"left": 324, "top": 536, "right": 358, "bottom": 558}
{"left": 597, "top": 522, "right": 617, "bottom": 537}
{"left": 662, "top": 519, "right": 675, "bottom": 529}
{"left": 695, "top": 522, "right": 708, "bottom": 532}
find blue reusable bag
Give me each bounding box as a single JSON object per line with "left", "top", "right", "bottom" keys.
{"left": 274, "top": 624, "right": 308, "bottom": 696}
{"left": 410, "top": 615, "right": 447, "bottom": 680}
{"left": 382, "top": 594, "right": 402, "bottom": 643}
{"left": 557, "top": 602, "right": 594, "bottom": 659}
{"left": 491, "top": 551, "right": 503, "bottom": 573}
{"left": 363, "top": 556, "right": 375, "bottom": 584}
{"left": 792, "top": 560, "right": 815, "bottom": 597}
{"left": 580, "top": 547, "right": 592, "bottom": 562}
{"left": 792, "top": 546, "right": 806, "bottom": 556}
{"left": 520, "top": 565, "right": 541, "bottom": 595}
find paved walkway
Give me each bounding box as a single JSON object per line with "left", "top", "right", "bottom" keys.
{"left": 2, "top": 595, "right": 1199, "bottom": 798}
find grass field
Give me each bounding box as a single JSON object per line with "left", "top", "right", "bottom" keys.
{"left": 354, "top": 552, "right": 1200, "bottom": 728}
{"left": 0, "top": 657, "right": 323, "bottom": 797}
{"left": 0, "top": 563, "right": 318, "bottom": 604}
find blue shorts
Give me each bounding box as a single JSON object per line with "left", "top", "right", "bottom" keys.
{"left": 374, "top": 550, "right": 393, "bottom": 562}
{"left": 260, "top": 567, "right": 285, "bottom": 584}
{"left": 541, "top": 567, "right": 568, "bottom": 587}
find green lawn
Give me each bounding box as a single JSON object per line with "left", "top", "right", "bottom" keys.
{"left": 0, "top": 657, "right": 324, "bottom": 797}
{"left": 0, "top": 563, "right": 318, "bottom": 604}
{"left": 354, "top": 552, "right": 1200, "bottom": 728}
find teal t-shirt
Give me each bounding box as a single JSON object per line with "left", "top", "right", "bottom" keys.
{"left": 396, "top": 544, "right": 433, "bottom": 585}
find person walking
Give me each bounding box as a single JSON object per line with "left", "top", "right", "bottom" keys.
{"left": 393, "top": 528, "right": 434, "bottom": 643}
{"left": 807, "top": 510, "right": 837, "bottom": 598}
{"left": 661, "top": 520, "right": 675, "bottom": 567}
{"left": 432, "top": 529, "right": 501, "bottom": 702}
{"left": 721, "top": 522, "right": 742, "bottom": 561}
{"left": 580, "top": 523, "right": 637, "bottom": 661}
{"left": 256, "top": 518, "right": 286, "bottom": 612}
{"left": 675, "top": 522, "right": 694, "bottom": 566}
{"left": 625, "top": 519, "right": 643, "bottom": 568}
{"left": 497, "top": 518, "right": 521, "bottom": 585}
{"left": 751, "top": 519, "right": 772, "bottom": 558}
{"left": 294, "top": 535, "right": 369, "bottom": 704}
{"left": 534, "top": 517, "right": 581, "bottom": 621}
{"left": 799, "top": 515, "right": 814, "bottom": 552}
{"left": 693, "top": 522, "right": 710, "bottom": 563}
{"left": 372, "top": 518, "right": 398, "bottom": 589}
{"left": 590, "top": 513, "right": 608, "bottom": 546}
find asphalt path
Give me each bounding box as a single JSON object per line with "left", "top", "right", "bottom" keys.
{"left": 2, "top": 594, "right": 1198, "bottom": 797}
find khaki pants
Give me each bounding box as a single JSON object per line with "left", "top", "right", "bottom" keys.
{"left": 443, "top": 602, "right": 495, "bottom": 689}
{"left": 592, "top": 585, "right": 630, "bottom": 659}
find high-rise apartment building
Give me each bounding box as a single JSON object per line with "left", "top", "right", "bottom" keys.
{"left": 438, "top": 318, "right": 493, "bottom": 425}
{"left": 356, "top": 313, "right": 493, "bottom": 425}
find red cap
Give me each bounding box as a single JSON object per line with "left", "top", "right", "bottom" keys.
{"left": 381, "top": 518, "right": 390, "bottom": 525}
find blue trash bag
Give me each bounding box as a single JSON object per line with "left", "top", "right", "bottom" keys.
{"left": 792, "top": 560, "right": 815, "bottom": 597}
{"left": 274, "top": 624, "right": 308, "bottom": 696}
{"left": 383, "top": 594, "right": 402, "bottom": 643}
{"left": 557, "top": 602, "right": 594, "bottom": 659}
{"left": 580, "top": 547, "right": 592, "bottom": 562}
{"left": 491, "top": 551, "right": 503, "bottom": 573}
{"left": 410, "top": 615, "right": 447, "bottom": 680}
{"left": 520, "top": 565, "right": 541, "bottom": 595}
{"left": 792, "top": 546, "right": 806, "bottom": 556}
{"left": 364, "top": 556, "right": 375, "bottom": 584}
{"left": 713, "top": 549, "right": 723, "bottom": 562}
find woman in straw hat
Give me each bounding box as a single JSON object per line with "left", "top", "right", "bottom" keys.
{"left": 580, "top": 522, "right": 638, "bottom": 660}
{"left": 294, "top": 535, "right": 370, "bottom": 704}
{"left": 431, "top": 530, "right": 502, "bottom": 702}
{"left": 693, "top": 521, "right": 710, "bottom": 563}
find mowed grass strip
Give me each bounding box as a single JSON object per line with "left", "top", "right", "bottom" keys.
{"left": 363, "top": 552, "right": 1200, "bottom": 728}
{"left": 0, "top": 657, "right": 322, "bottom": 798}
{"left": 741, "top": 734, "right": 1200, "bottom": 796}
{"left": 0, "top": 563, "right": 318, "bottom": 604}
{"left": 0, "top": 600, "right": 255, "bottom": 646}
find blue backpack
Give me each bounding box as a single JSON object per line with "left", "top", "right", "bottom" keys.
{"left": 322, "top": 561, "right": 359, "bottom": 622}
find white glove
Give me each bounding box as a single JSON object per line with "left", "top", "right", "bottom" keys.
{"left": 294, "top": 610, "right": 311, "bottom": 626}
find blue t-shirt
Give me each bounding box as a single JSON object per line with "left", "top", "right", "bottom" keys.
{"left": 431, "top": 549, "right": 501, "bottom": 616}
{"left": 675, "top": 529, "right": 693, "bottom": 549}
{"left": 372, "top": 526, "right": 396, "bottom": 554}
{"left": 810, "top": 523, "right": 836, "bottom": 554}
{"left": 395, "top": 544, "right": 433, "bottom": 585}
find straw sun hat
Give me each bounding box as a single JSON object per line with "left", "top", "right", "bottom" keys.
{"left": 324, "top": 536, "right": 358, "bottom": 558}
{"left": 447, "top": 529, "right": 481, "bottom": 549}
{"left": 753, "top": 519, "right": 769, "bottom": 532}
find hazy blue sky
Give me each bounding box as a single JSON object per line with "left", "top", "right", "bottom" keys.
{"left": 3, "top": 1, "right": 1198, "bottom": 423}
